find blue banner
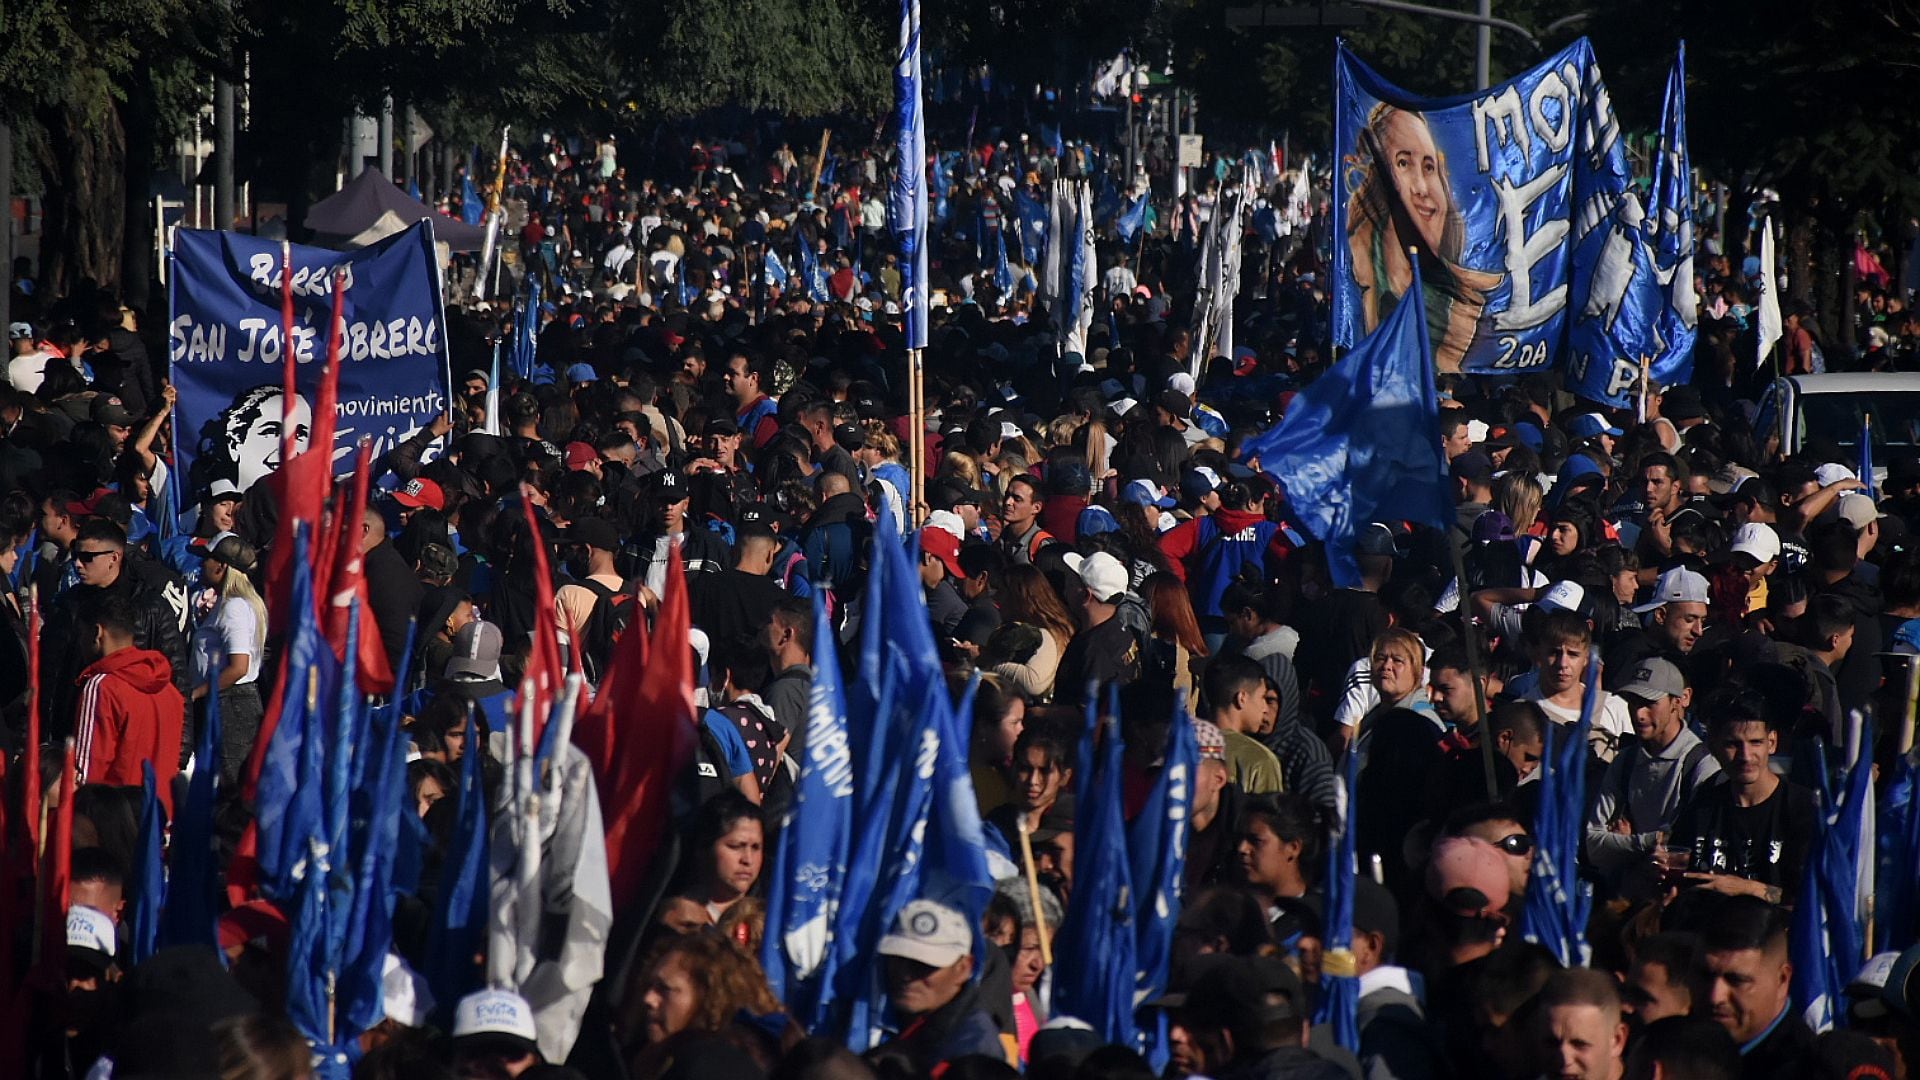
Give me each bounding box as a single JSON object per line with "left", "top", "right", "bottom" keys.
{"left": 168, "top": 223, "right": 452, "bottom": 498}
{"left": 1332, "top": 38, "right": 1660, "bottom": 388}
{"left": 890, "top": 0, "right": 930, "bottom": 349}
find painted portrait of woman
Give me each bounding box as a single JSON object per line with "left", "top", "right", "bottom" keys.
{"left": 1344, "top": 103, "right": 1503, "bottom": 371}
{"left": 191, "top": 384, "right": 313, "bottom": 495}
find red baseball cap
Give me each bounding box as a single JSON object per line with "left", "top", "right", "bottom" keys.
{"left": 564, "top": 441, "right": 597, "bottom": 471}
{"left": 918, "top": 526, "right": 964, "bottom": 580}
{"left": 393, "top": 477, "right": 445, "bottom": 511}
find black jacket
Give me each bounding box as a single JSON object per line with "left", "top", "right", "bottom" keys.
{"left": 40, "top": 570, "right": 191, "bottom": 744}
{"left": 363, "top": 540, "right": 425, "bottom": 673}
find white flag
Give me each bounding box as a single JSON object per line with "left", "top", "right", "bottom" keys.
{"left": 1756, "top": 218, "right": 1782, "bottom": 370}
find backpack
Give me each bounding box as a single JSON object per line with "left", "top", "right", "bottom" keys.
{"left": 1608, "top": 735, "right": 1713, "bottom": 824}
{"left": 574, "top": 577, "right": 634, "bottom": 685}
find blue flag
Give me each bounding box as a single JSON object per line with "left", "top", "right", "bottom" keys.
{"left": 1314, "top": 751, "right": 1363, "bottom": 1052}
{"left": 891, "top": 0, "right": 929, "bottom": 351}
{"left": 406, "top": 175, "right": 421, "bottom": 202}
{"left": 763, "top": 592, "right": 858, "bottom": 1029}
{"left": 254, "top": 528, "right": 328, "bottom": 903}
{"left": 283, "top": 584, "right": 349, "bottom": 1046}
{"left": 798, "top": 240, "right": 831, "bottom": 303}
{"left": 1117, "top": 194, "right": 1149, "bottom": 245}
{"left": 1878, "top": 749, "right": 1920, "bottom": 952}
{"left": 461, "top": 174, "right": 484, "bottom": 225}
{"left": 511, "top": 278, "right": 545, "bottom": 385}
{"left": 993, "top": 226, "right": 1015, "bottom": 298}
{"left": 1520, "top": 649, "right": 1597, "bottom": 966}
{"left": 160, "top": 679, "right": 221, "bottom": 953}
{"left": 1052, "top": 706, "right": 1136, "bottom": 1045}
{"left": 424, "top": 713, "right": 489, "bottom": 1025}
{"left": 764, "top": 249, "right": 790, "bottom": 288}
{"left": 338, "top": 605, "right": 406, "bottom": 1038}
{"left": 1014, "top": 189, "right": 1049, "bottom": 267}
{"left": 130, "top": 761, "right": 166, "bottom": 966}
{"left": 1241, "top": 260, "right": 1450, "bottom": 588}
{"left": 1863, "top": 415, "right": 1878, "bottom": 502}
{"left": 1796, "top": 723, "right": 1874, "bottom": 1031}
{"left": 1129, "top": 704, "right": 1198, "bottom": 1065}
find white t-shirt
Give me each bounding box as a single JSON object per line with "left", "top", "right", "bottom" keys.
{"left": 1520, "top": 685, "right": 1633, "bottom": 761}
{"left": 7, "top": 350, "right": 49, "bottom": 394}
{"left": 191, "top": 595, "right": 262, "bottom": 690}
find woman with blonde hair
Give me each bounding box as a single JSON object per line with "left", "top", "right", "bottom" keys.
{"left": 1333, "top": 626, "right": 1435, "bottom": 754}
{"left": 984, "top": 564, "right": 1074, "bottom": 700}
{"left": 1493, "top": 471, "right": 1544, "bottom": 536}
{"left": 190, "top": 533, "right": 268, "bottom": 786}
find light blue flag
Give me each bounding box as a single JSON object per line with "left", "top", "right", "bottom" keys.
{"left": 1863, "top": 415, "right": 1878, "bottom": 502}
{"left": 1520, "top": 648, "right": 1596, "bottom": 966}
{"left": 762, "top": 592, "right": 857, "bottom": 1029}
{"left": 1240, "top": 259, "right": 1450, "bottom": 588}
{"left": 1052, "top": 706, "right": 1137, "bottom": 1046}
{"left": 799, "top": 240, "right": 831, "bottom": 303}
{"left": 764, "top": 248, "right": 790, "bottom": 288}
{"left": 1313, "top": 750, "right": 1362, "bottom": 1052}
{"left": 130, "top": 761, "right": 165, "bottom": 966}
{"left": 1129, "top": 703, "right": 1198, "bottom": 1065}
{"left": 1796, "top": 724, "right": 1873, "bottom": 1031}
{"left": 993, "top": 226, "right": 1015, "bottom": 298}
{"left": 891, "top": 0, "right": 930, "bottom": 349}
{"left": 1065, "top": 184, "right": 1090, "bottom": 334}
{"left": 1117, "top": 195, "right": 1149, "bottom": 245}
{"left": 461, "top": 175, "right": 484, "bottom": 226}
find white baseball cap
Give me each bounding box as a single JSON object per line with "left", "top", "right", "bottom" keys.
{"left": 1728, "top": 522, "right": 1781, "bottom": 564}
{"left": 1536, "top": 580, "right": 1587, "bottom": 616}
{"left": 1815, "top": 462, "right": 1859, "bottom": 488}
{"left": 382, "top": 953, "right": 436, "bottom": 1029}
{"left": 1835, "top": 492, "right": 1887, "bottom": 533}
{"left": 1633, "top": 567, "right": 1710, "bottom": 613}
{"left": 1167, "top": 372, "right": 1196, "bottom": 396}
{"left": 1066, "top": 551, "right": 1130, "bottom": 604}
{"left": 452, "top": 988, "right": 539, "bottom": 1052}
{"left": 67, "top": 905, "right": 116, "bottom": 959}
{"left": 877, "top": 899, "right": 973, "bottom": 969}
{"left": 925, "top": 509, "right": 967, "bottom": 542}
{"left": 7, "top": 322, "right": 32, "bottom": 341}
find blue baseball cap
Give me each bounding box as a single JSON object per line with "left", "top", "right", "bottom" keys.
{"left": 1568, "top": 412, "right": 1624, "bottom": 440}
{"left": 565, "top": 363, "right": 598, "bottom": 384}
{"left": 1120, "top": 479, "right": 1175, "bottom": 509}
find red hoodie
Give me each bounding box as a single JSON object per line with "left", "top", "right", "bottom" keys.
{"left": 74, "top": 647, "right": 185, "bottom": 814}
{"left": 1157, "top": 508, "right": 1279, "bottom": 583}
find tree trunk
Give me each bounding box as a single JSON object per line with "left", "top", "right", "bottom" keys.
{"left": 1787, "top": 209, "right": 1816, "bottom": 307}
{"left": 120, "top": 70, "right": 159, "bottom": 311}
{"left": 36, "top": 99, "right": 127, "bottom": 298}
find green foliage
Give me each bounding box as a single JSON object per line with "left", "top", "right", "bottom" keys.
{"left": 618, "top": 0, "right": 890, "bottom": 119}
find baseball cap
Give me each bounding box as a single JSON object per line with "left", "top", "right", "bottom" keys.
{"left": 1661, "top": 385, "right": 1706, "bottom": 420}
{"left": 452, "top": 988, "right": 540, "bottom": 1055}
{"left": 1815, "top": 462, "right": 1859, "bottom": 488}
{"left": 563, "top": 441, "right": 597, "bottom": 471}
{"left": 1450, "top": 450, "right": 1495, "bottom": 484}
{"left": 1632, "top": 566, "right": 1710, "bottom": 613}
{"left": 924, "top": 510, "right": 966, "bottom": 543}
{"left": 1077, "top": 505, "right": 1121, "bottom": 537}
{"left": 208, "top": 479, "right": 243, "bottom": 502}
{"left": 1567, "top": 412, "right": 1624, "bottom": 439}
{"left": 565, "top": 362, "right": 598, "bottom": 384}
{"left": 393, "top": 477, "right": 445, "bottom": 511}
{"left": 703, "top": 417, "right": 740, "bottom": 438}
{"left": 1121, "top": 478, "right": 1175, "bottom": 509}
{"left": 67, "top": 905, "right": 117, "bottom": 968}
{"left": 382, "top": 953, "right": 436, "bottom": 1029}
{"left": 1615, "top": 657, "right": 1687, "bottom": 702}
{"left": 652, "top": 469, "right": 689, "bottom": 500}
{"left": 1065, "top": 551, "right": 1129, "bottom": 604}
{"left": 192, "top": 533, "right": 259, "bottom": 574}
{"left": 91, "top": 396, "right": 136, "bottom": 426}
{"left": 1536, "top": 580, "right": 1588, "bottom": 617}
{"left": 1179, "top": 955, "right": 1309, "bottom": 1034}
{"left": 1835, "top": 493, "right": 1887, "bottom": 533}
{"left": 877, "top": 899, "right": 973, "bottom": 969}
{"left": 918, "top": 526, "right": 964, "bottom": 579}
{"left": 929, "top": 479, "right": 987, "bottom": 512}
{"left": 1729, "top": 522, "right": 1781, "bottom": 564}
{"left": 1426, "top": 836, "right": 1511, "bottom": 919}
{"left": 6, "top": 322, "right": 31, "bottom": 341}
{"left": 1179, "top": 466, "right": 1221, "bottom": 503}
{"left": 566, "top": 516, "right": 620, "bottom": 552}
{"left": 1351, "top": 876, "right": 1401, "bottom": 960}
{"left": 1192, "top": 720, "right": 1227, "bottom": 763}
{"left": 1355, "top": 522, "right": 1399, "bottom": 558}
{"left": 1890, "top": 618, "right": 1920, "bottom": 656}
{"left": 1155, "top": 388, "right": 1192, "bottom": 421}
{"left": 446, "top": 620, "right": 504, "bottom": 680}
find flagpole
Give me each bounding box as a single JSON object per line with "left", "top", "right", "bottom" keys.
{"left": 809, "top": 128, "right": 832, "bottom": 203}
{"left": 1637, "top": 355, "right": 1650, "bottom": 426}
{"left": 1901, "top": 657, "right": 1919, "bottom": 756}
{"left": 1017, "top": 812, "right": 1054, "bottom": 966}
{"left": 909, "top": 350, "right": 925, "bottom": 525}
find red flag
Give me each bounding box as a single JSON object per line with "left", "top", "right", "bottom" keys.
{"left": 575, "top": 544, "right": 697, "bottom": 913}
{"left": 34, "top": 742, "right": 74, "bottom": 983}
{"left": 23, "top": 588, "right": 39, "bottom": 855}
{"left": 263, "top": 269, "right": 345, "bottom": 639}
{"left": 325, "top": 441, "right": 394, "bottom": 693}
{"left": 517, "top": 498, "right": 566, "bottom": 734}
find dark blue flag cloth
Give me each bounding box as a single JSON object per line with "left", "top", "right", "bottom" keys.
{"left": 1053, "top": 707, "right": 1137, "bottom": 1046}
{"left": 284, "top": 584, "right": 347, "bottom": 1045}
{"left": 1128, "top": 700, "right": 1197, "bottom": 1067}
{"left": 406, "top": 176, "right": 421, "bottom": 202}
{"left": 255, "top": 528, "right": 328, "bottom": 903}
{"left": 1014, "top": 190, "right": 1049, "bottom": 267}
{"left": 1117, "top": 195, "right": 1149, "bottom": 245}
{"left": 131, "top": 762, "right": 166, "bottom": 966}
{"left": 511, "top": 279, "right": 546, "bottom": 385}
{"left": 461, "top": 175, "right": 484, "bottom": 225}
{"left": 1795, "top": 724, "right": 1874, "bottom": 1031}
{"left": 994, "top": 226, "right": 1015, "bottom": 298}
{"left": 1241, "top": 258, "right": 1450, "bottom": 588}
{"left": 763, "top": 591, "right": 858, "bottom": 1030}
{"left": 1314, "top": 751, "right": 1363, "bottom": 1052}
{"left": 1863, "top": 415, "right": 1878, "bottom": 502}
{"left": 424, "top": 713, "right": 489, "bottom": 1026}
{"left": 890, "top": 0, "right": 929, "bottom": 350}
{"left": 338, "top": 605, "right": 405, "bottom": 1038}
{"left": 1877, "top": 749, "right": 1920, "bottom": 953}
{"left": 161, "top": 678, "right": 221, "bottom": 953}
{"left": 1520, "top": 649, "right": 1597, "bottom": 966}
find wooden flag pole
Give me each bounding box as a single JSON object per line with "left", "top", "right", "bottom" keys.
{"left": 1017, "top": 812, "right": 1054, "bottom": 966}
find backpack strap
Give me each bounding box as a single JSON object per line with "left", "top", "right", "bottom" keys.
{"left": 1676, "top": 740, "right": 1712, "bottom": 810}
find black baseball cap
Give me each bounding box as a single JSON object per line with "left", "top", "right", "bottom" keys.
{"left": 566, "top": 516, "right": 620, "bottom": 552}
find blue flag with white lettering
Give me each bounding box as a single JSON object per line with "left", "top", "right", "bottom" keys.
{"left": 891, "top": 0, "right": 930, "bottom": 349}
{"left": 762, "top": 592, "right": 857, "bottom": 1029}
{"left": 1241, "top": 260, "right": 1450, "bottom": 588}
{"left": 1129, "top": 705, "right": 1197, "bottom": 1062}
{"left": 1053, "top": 709, "right": 1136, "bottom": 1046}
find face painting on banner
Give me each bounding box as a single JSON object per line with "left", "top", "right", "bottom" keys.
{"left": 1331, "top": 37, "right": 1692, "bottom": 402}
{"left": 167, "top": 222, "right": 452, "bottom": 496}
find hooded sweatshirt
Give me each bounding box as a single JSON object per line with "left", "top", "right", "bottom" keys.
{"left": 75, "top": 647, "right": 186, "bottom": 814}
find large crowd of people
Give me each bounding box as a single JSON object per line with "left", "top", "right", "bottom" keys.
{"left": 4, "top": 121, "right": 1920, "bottom": 1080}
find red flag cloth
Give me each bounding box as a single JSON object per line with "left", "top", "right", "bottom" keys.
{"left": 574, "top": 543, "right": 697, "bottom": 913}
{"left": 517, "top": 499, "right": 566, "bottom": 734}
{"left": 35, "top": 743, "right": 74, "bottom": 984}
{"left": 325, "top": 443, "right": 393, "bottom": 693}
{"left": 263, "top": 275, "right": 344, "bottom": 639}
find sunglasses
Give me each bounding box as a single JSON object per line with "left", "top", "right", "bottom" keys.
{"left": 74, "top": 548, "right": 118, "bottom": 564}
{"left": 1493, "top": 833, "right": 1535, "bottom": 857}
